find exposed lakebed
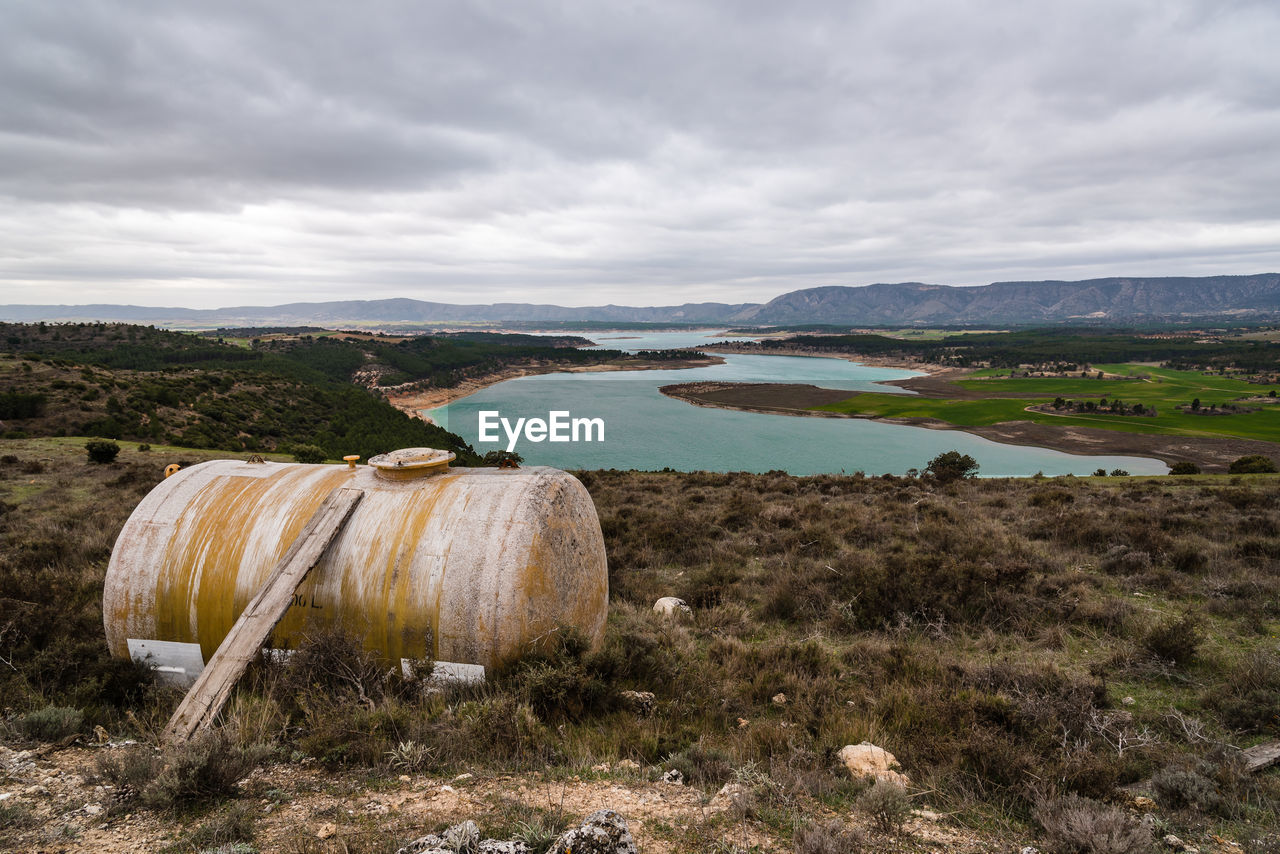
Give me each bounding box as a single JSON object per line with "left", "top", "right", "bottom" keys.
{"left": 427, "top": 331, "right": 1166, "bottom": 476}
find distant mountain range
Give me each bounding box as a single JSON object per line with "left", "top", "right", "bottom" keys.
{"left": 6, "top": 274, "right": 1280, "bottom": 327}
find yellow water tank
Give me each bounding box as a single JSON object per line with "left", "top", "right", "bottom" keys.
{"left": 103, "top": 449, "right": 608, "bottom": 681}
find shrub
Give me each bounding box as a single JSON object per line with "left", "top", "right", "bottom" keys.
{"left": 95, "top": 745, "right": 163, "bottom": 801}
{"left": 499, "top": 628, "right": 617, "bottom": 722}
{"left": 664, "top": 742, "right": 734, "bottom": 788}
{"left": 1151, "top": 762, "right": 1222, "bottom": 814}
{"left": 925, "top": 451, "right": 979, "bottom": 482}
{"left": 0, "top": 801, "right": 35, "bottom": 830}
{"left": 142, "top": 731, "right": 265, "bottom": 810}
{"left": 856, "top": 781, "right": 911, "bottom": 834}
{"left": 185, "top": 802, "right": 257, "bottom": 850}
{"left": 259, "top": 627, "right": 433, "bottom": 767}
{"left": 1142, "top": 614, "right": 1203, "bottom": 666}
{"left": 137, "top": 443, "right": 151, "bottom": 452}
{"left": 480, "top": 449, "right": 523, "bottom": 467}
{"left": 85, "top": 439, "right": 120, "bottom": 464}
{"left": 1109, "top": 469, "right": 1129, "bottom": 477}
{"left": 1204, "top": 650, "right": 1280, "bottom": 734}
{"left": 15, "top": 705, "right": 83, "bottom": 742}
{"left": 1169, "top": 461, "right": 1200, "bottom": 475}
{"left": 1228, "top": 454, "right": 1278, "bottom": 474}
{"left": 291, "top": 444, "right": 327, "bottom": 464}
{"left": 794, "top": 819, "right": 867, "bottom": 853}
{"left": 1034, "top": 794, "right": 1153, "bottom": 854}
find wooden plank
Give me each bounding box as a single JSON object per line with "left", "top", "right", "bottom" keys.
{"left": 162, "top": 487, "right": 363, "bottom": 745}
{"left": 1243, "top": 740, "right": 1280, "bottom": 773}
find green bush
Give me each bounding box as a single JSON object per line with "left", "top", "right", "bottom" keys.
{"left": 1169, "top": 461, "right": 1200, "bottom": 475}
{"left": 291, "top": 444, "right": 326, "bottom": 464}
{"left": 85, "top": 439, "right": 120, "bottom": 464}
{"left": 1143, "top": 614, "right": 1203, "bottom": 666}
{"left": 498, "top": 628, "right": 617, "bottom": 722}
{"left": 925, "top": 450, "right": 979, "bottom": 482}
{"left": 1228, "top": 454, "right": 1278, "bottom": 474}
{"left": 15, "top": 705, "right": 83, "bottom": 742}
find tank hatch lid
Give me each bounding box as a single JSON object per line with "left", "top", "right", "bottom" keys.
{"left": 367, "top": 447, "right": 455, "bottom": 478}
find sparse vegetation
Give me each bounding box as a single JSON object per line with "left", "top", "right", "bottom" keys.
{"left": 1033, "top": 794, "right": 1153, "bottom": 854}
{"left": 856, "top": 781, "right": 911, "bottom": 834}
{"left": 13, "top": 705, "right": 84, "bottom": 742}
{"left": 3, "top": 438, "right": 1280, "bottom": 850}
{"left": 141, "top": 731, "right": 267, "bottom": 810}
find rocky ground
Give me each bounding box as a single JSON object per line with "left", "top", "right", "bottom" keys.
{"left": 0, "top": 740, "right": 1016, "bottom": 854}
{"left": 3, "top": 739, "right": 1264, "bottom": 853}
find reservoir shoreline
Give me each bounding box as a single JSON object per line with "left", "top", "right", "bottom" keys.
{"left": 659, "top": 380, "right": 1277, "bottom": 472}
{"left": 384, "top": 354, "right": 724, "bottom": 420}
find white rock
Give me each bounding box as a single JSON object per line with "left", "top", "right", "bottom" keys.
{"left": 837, "top": 742, "right": 911, "bottom": 787}
{"left": 652, "top": 597, "right": 691, "bottom": 617}
{"left": 771, "top": 692, "right": 787, "bottom": 706}
{"left": 661, "top": 768, "right": 684, "bottom": 785}
{"left": 711, "top": 782, "right": 748, "bottom": 808}
{"left": 545, "top": 809, "right": 638, "bottom": 854}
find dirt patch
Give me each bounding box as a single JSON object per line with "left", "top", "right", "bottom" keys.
{"left": 0, "top": 745, "right": 1001, "bottom": 853}
{"left": 967, "top": 420, "right": 1280, "bottom": 472}
{"left": 660, "top": 382, "right": 854, "bottom": 414}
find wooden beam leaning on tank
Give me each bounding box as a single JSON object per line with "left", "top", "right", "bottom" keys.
{"left": 162, "top": 487, "right": 365, "bottom": 745}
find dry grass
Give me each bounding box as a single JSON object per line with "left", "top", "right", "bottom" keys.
{"left": 2, "top": 442, "right": 1279, "bottom": 848}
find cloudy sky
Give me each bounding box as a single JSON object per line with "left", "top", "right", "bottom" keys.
{"left": 2, "top": 0, "right": 1279, "bottom": 308}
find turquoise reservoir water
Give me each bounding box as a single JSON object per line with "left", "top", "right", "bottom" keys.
{"left": 428, "top": 334, "right": 1166, "bottom": 476}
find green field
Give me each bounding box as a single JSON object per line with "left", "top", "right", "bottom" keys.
{"left": 816, "top": 363, "right": 1280, "bottom": 442}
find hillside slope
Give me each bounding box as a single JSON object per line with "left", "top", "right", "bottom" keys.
{"left": 742, "top": 274, "right": 1280, "bottom": 324}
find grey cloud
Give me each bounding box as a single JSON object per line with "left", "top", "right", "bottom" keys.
{"left": 0, "top": 0, "right": 1278, "bottom": 306}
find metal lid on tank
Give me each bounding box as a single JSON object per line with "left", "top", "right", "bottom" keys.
{"left": 367, "top": 447, "right": 455, "bottom": 479}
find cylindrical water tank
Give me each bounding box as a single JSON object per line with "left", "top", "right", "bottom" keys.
{"left": 103, "top": 449, "right": 608, "bottom": 678}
